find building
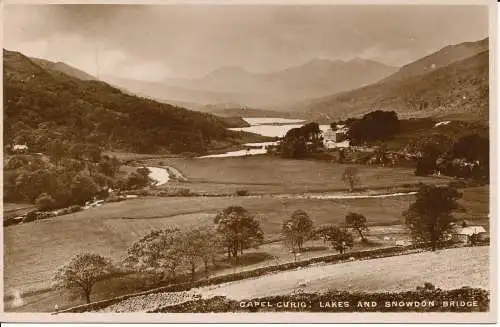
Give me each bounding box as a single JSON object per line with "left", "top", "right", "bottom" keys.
{"left": 12, "top": 144, "right": 28, "bottom": 153}
{"left": 451, "top": 225, "right": 487, "bottom": 244}
{"left": 322, "top": 125, "right": 349, "bottom": 149}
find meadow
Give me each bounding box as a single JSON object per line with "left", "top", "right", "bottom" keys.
{"left": 4, "top": 186, "right": 488, "bottom": 294}
{"left": 139, "top": 156, "right": 448, "bottom": 194}
{"left": 3, "top": 154, "right": 489, "bottom": 312}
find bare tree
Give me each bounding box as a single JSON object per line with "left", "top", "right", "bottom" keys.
{"left": 53, "top": 252, "right": 114, "bottom": 304}
{"left": 345, "top": 212, "right": 369, "bottom": 242}
{"left": 341, "top": 166, "right": 361, "bottom": 192}
{"left": 282, "top": 210, "right": 314, "bottom": 254}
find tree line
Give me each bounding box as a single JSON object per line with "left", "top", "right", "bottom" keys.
{"left": 415, "top": 133, "right": 489, "bottom": 181}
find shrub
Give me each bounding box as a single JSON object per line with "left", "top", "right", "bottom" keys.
{"left": 23, "top": 211, "right": 39, "bottom": 223}
{"left": 106, "top": 196, "right": 126, "bottom": 203}
{"left": 175, "top": 188, "right": 192, "bottom": 197}
{"left": 235, "top": 189, "right": 249, "bottom": 196}
{"left": 35, "top": 193, "right": 57, "bottom": 211}
{"left": 69, "top": 205, "right": 83, "bottom": 213}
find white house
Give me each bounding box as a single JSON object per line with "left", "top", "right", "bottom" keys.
{"left": 322, "top": 125, "right": 350, "bottom": 149}
{"left": 12, "top": 144, "right": 28, "bottom": 153}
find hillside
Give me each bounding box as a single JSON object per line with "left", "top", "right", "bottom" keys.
{"left": 382, "top": 38, "right": 488, "bottom": 83}
{"left": 3, "top": 49, "right": 254, "bottom": 154}
{"left": 304, "top": 50, "right": 489, "bottom": 122}
{"left": 30, "top": 57, "right": 98, "bottom": 81}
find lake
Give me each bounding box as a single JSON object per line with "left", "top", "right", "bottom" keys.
{"left": 202, "top": 117, "right": 330, "bottom": 158}
{"left": 147, "top": 166, "right": 170, "bottom": 185}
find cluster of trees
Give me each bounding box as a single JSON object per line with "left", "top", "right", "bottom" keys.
{"left": 4, "top": 50, "right": 238, "bottom": 155}
{"left": 346, "top": 110, "right": 400, "bottom": 145}
{"left": 277, "top": 123, "right": 323, "bottom": 158}
{"left": 415, "top": 133, "right": 489, "bottom": 180}
{"left": 4, "top": 149, "right": 152, "bottom": 210}
{"left": 123, "top": 227, "right": 221, "bottom": 283}
{"left": 125, "top": 206, "right": 265, "bottom": 282}
{"left": 281, "top": 210, "right": 370, "bottom": 259}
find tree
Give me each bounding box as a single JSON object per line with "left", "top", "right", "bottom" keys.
{"left": 341, "top": 167, "right": 360, "bottom": 192}
{"left": 182, "top": 227, "right": 222, "bottom": 281}
{"left": 404, "top": 184, "right": 463, "bottom": 251}
{"left": 278, "top": 123, "right": 323, "bottom": 159}
{"left": 98, "top": 156, "right": 121, "bottom": 177}
{"left": 53, "top": 253, "right": 114, "bottom": 304}
{"left": 415, "top": 142, "right": 441, "bottom": 176}
{"left": 282, "top": 210, "right": 314, "bottom": 254}
{"left": 315, "top": 225, "right": 354, "bottom": 254}
{"left": 347, "top": 110, "right": 400, "bottom": 145}
{"left": 451, "top": 134, "right": 489, "bottom": 180}
{"left": 35, "top": 192, "right": 56, "bottom": 211}
{"left": 47, "top": 140, "right": 68, "bottom": 164}
{"left": 345, "top": 212, "right": 369, "bottom": 242}
{"left": 70, "top": 173, "right": 100, "bottom": 205}
{"left": 126, "top": 167, "right": 152, "bottom": 189}
{"left": 124, "top": 228, "right": 184, "bottom": 281}
{"left": 214, "top": 206, "right": 264, "bottom": 262}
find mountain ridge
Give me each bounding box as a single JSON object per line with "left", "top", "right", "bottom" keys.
{"left": 303, "top": 48, "right": 489, "bottom": 122}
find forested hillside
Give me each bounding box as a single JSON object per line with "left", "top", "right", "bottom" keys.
{"left": 4, "top": 49, "right": 244, "bottom": 155}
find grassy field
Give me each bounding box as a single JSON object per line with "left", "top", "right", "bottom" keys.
{"left": 195, "top": 246, "right": 489, "bottom": 300}
{"left": 3, "top": 153, "right": 488, "bottom": 312}
{"left": 139, "top": 156, "right": 448, "bottom": 194}
{"left": 4, "top": 186, "right": 488, "bottom": 294}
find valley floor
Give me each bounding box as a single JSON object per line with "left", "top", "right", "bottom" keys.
{"left": 3, "top": 156, "right": 490, "bottom": 312}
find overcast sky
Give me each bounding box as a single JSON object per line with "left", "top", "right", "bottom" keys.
{"left": 4, "top": 4, "right": 489, "bottom": 81}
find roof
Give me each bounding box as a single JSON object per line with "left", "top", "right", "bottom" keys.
{"left": 455, "top": 226, "right": 487, "bottom": 235}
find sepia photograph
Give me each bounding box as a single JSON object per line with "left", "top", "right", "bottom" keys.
{"left": 0, "top": 0, "right": 496, "bottom": 323}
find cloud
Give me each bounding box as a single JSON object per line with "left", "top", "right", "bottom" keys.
{"left": 3, "top": 4, "right": 489, "bottom": 80}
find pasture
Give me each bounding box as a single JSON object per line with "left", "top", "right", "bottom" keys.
{"left": 4, "top": 186, "right": 488, "bottom": 295}
{"left": 139, "top": 156, "right": 448, "bottom": 194}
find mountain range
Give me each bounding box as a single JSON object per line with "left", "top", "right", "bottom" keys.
{"left": 103, "top": 57, "right": 397, "bottom": 109}
{"left": 4, "top": 36, "right": 489, "bottom": 147}
{"left": 302, "top": 37, "right": 489, "bottom": 122}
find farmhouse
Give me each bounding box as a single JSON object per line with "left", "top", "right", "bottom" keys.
{"left": 451, "top": 225, "right": 487, "bottom": 244}
{"left": 12, "top": 144, "right": 28, "bottom": 153}
{"left": 323, "top": 125, "right": 350, "bottom": 149}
